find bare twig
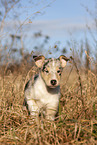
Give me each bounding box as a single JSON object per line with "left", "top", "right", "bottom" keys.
{"left": 70, "top": 56, "right": 86, "bottom": 118}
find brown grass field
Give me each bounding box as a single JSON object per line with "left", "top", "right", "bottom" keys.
{"left": 0, "top": 60, "right": 97, "bottom": 145}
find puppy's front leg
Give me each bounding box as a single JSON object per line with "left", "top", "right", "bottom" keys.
{"left": 46, "top": 108, "right": 57, "bottom": 121}
{"left": 27, "top": 100, "right": 39, "bottom": 119}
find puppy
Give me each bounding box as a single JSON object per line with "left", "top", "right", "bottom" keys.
{"left": 24, "top": 55, "right": 69, "bottom": 120}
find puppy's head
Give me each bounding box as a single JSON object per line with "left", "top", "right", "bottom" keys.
{"left": 33, "top": 55, "right": 69, "bottom": 88}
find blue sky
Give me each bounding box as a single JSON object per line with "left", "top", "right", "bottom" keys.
{"left": 1, "top": 0, "right": 97, "bottom": 57}
{"left": 37, "top": 0, "right": 95, "bottom": 20}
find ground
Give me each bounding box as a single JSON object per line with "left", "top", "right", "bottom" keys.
{"left": 0, "top": 62, "right": 97, "bottom": 145}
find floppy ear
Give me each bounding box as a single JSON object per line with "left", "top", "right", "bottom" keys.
{"left": 33, "top": 55, "right": 45, "bottom": 68}
{"left": 59, "top": 55, "right": 69, "bottom": 67}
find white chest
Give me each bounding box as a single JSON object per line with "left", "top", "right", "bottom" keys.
{"left": 34, "top": 76, "right": 60, "bottom": 108}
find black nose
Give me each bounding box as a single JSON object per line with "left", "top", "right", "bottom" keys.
{"left": 51, "top": 80, "right": 57, "bottom": 86}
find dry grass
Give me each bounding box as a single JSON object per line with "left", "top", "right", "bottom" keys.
{"left": 0, "top": 61, "right": 97, "bottom": 145}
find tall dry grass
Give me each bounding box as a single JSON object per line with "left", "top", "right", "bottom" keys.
{"left": 0, "top": 58, "right": 97, "bottom": 145}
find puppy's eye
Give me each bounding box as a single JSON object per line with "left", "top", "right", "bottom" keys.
{"left": 57, "top": 70, "right": 61, "bottom": 76}
{"left": 57, "top": 70, "right": 61, "bottom": 73}
{"left": 44, "top": 68, "right": 49, "bottom": 73}
{"left": 45, "top": 70, "right": 49, "bottom": 73}
{"left": 42, "top": 66, "right": 49, "bottom": 73}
